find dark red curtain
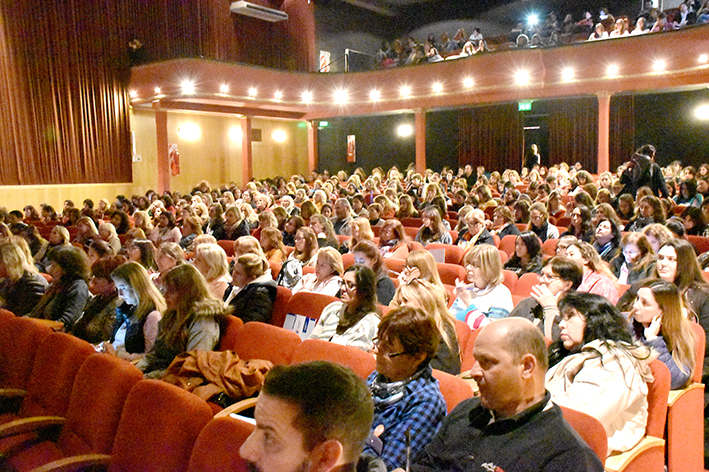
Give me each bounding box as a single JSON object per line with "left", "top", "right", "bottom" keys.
{"left": 547, "top": 97, "right": 599, "bottom": 173}
{"left": 458, "top": 103, "right": 523, "bottom": 173}
{"left": 0, "top": 0, "right": 315, "bottom": 186}
{"left": 0, "top": 0, "right": 132, "bottom": 185}
{"left": 610, "top": 95, "right": 636, "bottom": 171}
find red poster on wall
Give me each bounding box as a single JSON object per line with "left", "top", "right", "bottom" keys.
{"left": 168, "top": 143, "right": 180, "bottom": 176}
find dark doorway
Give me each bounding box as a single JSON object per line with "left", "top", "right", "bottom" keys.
{"left": 522, "top": 113, "right": 549, "bottom": 170}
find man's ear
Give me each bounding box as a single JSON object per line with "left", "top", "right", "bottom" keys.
{"left": 519, "top": 353, "right": 538, "bottom": 379}
{"left": 309, "top": 439, "right": 344, "bottom": 472}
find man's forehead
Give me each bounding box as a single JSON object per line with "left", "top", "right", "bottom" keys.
{"left": 255, "top": 394, "right": 300, "bottom": 431}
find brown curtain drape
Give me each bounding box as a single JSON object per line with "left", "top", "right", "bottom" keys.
{"left": 0, "top": 0, "right": 316, "bottom": 186}
{"left": 0, "top": 0, "right": 132, "bottom": 185}
{"left": 547, "top": 97, "right": 599, "bottom": 173}
{"left": 458, "top": 103, "right": 522, "bottom": 173}
{"left": 610, "top": 95, "right": 635, "bottom": 171}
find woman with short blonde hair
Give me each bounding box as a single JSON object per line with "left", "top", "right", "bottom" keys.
{"left": 291, "top": 247, "right": 343, "bottom": 297}
{"left": 193, "top": 243, "right": 231, "bottom": 299}
{"left": 0, "top": 240, "right": 47, "bottom": 316}
{"left": 450, "top": 244, "right": 513, "bottom": 328}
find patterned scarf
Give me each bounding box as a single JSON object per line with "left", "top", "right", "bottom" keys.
{"left": 370, "top": 364, "right": 432, "bottom": 411}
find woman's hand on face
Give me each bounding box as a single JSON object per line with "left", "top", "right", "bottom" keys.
{"left": 399, "top": 266, "right": 420, "bottom": 284}
{"left": 530, "top": 284, "right": 558, "bottom": 308}
{"left": 644, "top": 315, "right": 662, "bottom": 341}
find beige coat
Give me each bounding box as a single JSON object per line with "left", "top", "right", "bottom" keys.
{"left": 546, "top": 340, "right": 654, "bottom": 454}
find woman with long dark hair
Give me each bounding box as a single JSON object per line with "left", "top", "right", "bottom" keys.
{"left": 29, "top": 245, "right": 90, "bottom": 330}
{"left": 503, "top": 231, "right": 543, "bottom": 277}
{"left": 631, "top": 279, "right": 696, "bottom": 389}
{"left": 310, "top": 265, "right": 380, "bottom": 351}
{"left": 546, "top": 291, "right": 653, "bottom": 454}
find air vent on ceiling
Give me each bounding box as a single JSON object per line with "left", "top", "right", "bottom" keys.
{"left": 229, "top": 1, "right": 288, "bottom": 22}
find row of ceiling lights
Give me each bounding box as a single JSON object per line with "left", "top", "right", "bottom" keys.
{"left": 129, "top": 54, "right": 708, "bottom": 105}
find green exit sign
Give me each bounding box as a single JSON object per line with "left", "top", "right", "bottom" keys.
{"left": 518, "top": 101, "right": 532, "bottom": 111}
{"left": 318, "top": 121, "right": 329, "bottom": 128}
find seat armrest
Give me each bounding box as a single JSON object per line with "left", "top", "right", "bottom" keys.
{"left": 668, "top": 383, "right": 704, "bottom": 407}
{"left": 30, "top": 453, "right": 111, "bottom": 472}
{"left": 214, "top": 397, "right": 258, "bottom": 418}
{"left": 604, "top": 436, "right": 665, "bottom": 472}
{"left": 0, "top": 388, "right": 26, "bottom": 399}
{"left": 0, "top": 416, "right": 64, "bottom": 439}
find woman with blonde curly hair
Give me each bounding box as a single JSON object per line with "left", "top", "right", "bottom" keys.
{"left": 391, "top": 279, "right": 460, "bottom": 374}
{"left": 193, "top": 242, "right": 232, "bottom": 299}
{"left": 565, "top": 241, "right": 619, "bottom": 304}
{"left": 396, "top": 194, "right": 419, "bottom": 219}
{"left": 343, "top": 217, "right": 374, "bottom": 254}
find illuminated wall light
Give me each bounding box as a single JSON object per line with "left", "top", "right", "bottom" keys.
{"left": 334, "top": 89, "right": 349, "bottom": 105}
{"left": 370, "top": 89, "right": 381, "bottom": 102}
{"left": 301, "top": 91, "right": 313, "bottom": 104}
{"left": 561, "top": 67, "right": 575, "bottom": 82}
{"left": 699, "top": 54, "right": 708, "bottom": 64}
{"left": 396, "top": 123, "right": 414, "bottom": 138}
{"left": 652, "top": 59, "right": 666, "bottom": 73}
{"left": 515, "top": 70, "right": 530, "bottom": 86}
{"left": 154, "top": 87, "right": 162, "bottom": 95}
{"left": 177, "top": 123, "right": 201, "bottom": 141}
{"left": 181, "top": 80, "right": 195, "bottom": 95}
{"left": 229, "top": 126, "right": 243, "bottom": 142}
{"left": 248, "top": 87, "right": 257, "bottom": 97}
{"left": 606, "top": 64, "right": 619, "bottom": 77}
{"left": 220, "top": 84, "right": 230, "bottom": 94}
{"left": 432, "top": 82, "right": 443, "bottom": 94}
{"left": 695, "top": 104, "right": 709, "bottom": 121}
{"left": 400, "top": 86, "right": 411, "bottom": 98}
{"left": 274, "top": 91, "right": 283, "bottom": 101}
{"left": 129, "top": 90, "right": 137, "bottom": 99}
{"left": 463, "top": 77, "right": 474, "bottom": 89}
{"left": 272, "top": 129, "right": 287, "bottom": 142}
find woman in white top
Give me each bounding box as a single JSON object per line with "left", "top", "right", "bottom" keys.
{"left": 292, "top": 247, "right": 343, "bottom": 297}
{"left": 98, "top": 222, "right": 122, "bottom": 254}
{"left": 149, "top": 212, "right": 182, "bottom": 247}
{"left": 192, "top": 242, "right": 231, "bottom": 300}
{"left": 310, "top": 265, "right": 380, "bottom": 352}
{"left": 451, "top": 244, "right": 513, "bottom": 329}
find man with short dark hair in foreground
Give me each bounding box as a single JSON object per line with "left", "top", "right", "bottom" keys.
{"left": 403, "top": 318, "right": 604, "bottom": 472}
{"left": 240, "top": 361, "right": 375, "bottom": 472}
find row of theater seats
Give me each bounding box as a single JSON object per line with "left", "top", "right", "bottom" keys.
{"left": 0, "top": 310, "right": 473, "bottom": 471}
{"left": 1, "top": 302, "right": 704, "bottom": 471}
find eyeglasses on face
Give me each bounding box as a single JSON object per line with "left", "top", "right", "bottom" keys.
{"left": 372, "top": 338, "right": 407, "bottom": 358}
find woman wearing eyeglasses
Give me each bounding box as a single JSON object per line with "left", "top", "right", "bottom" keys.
{"left": 609, "top": 232, "right": 656, "bottom": 285}
{"left": 509, "top": 256, "right": 583, "bottom": 340}
{"left": 309, "top": 265, "right": 380, "bottom": 351}
{"left": 362, "top": 307, "right": 446, "bottom": 470}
